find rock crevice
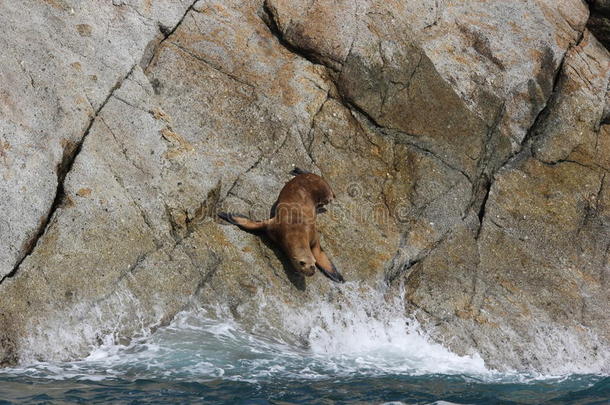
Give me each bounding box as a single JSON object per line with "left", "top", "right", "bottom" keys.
{"left": 1, "top": 0, "right": 609, "bottom": 373}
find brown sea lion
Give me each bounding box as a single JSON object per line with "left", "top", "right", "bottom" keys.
{"left": 218, "top": 168, "right": 344, "bottom": 283}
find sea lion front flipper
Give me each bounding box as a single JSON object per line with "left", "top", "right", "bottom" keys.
{"left": 317, "top": 261, "right": 344, "bottom": 283}
{"left": 218, "top": 212, "right": 269, "bottom": 232}
{"left": 311, "top": 240, "right": 345, "bottom": 283}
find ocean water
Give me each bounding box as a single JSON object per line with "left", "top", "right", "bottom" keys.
{"left": 0, "top": 284, "right": 608, "bottom": 404}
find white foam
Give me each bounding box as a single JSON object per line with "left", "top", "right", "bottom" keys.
{"left": 3, "top": 282, "right": 605, "bottom": 384}
{"left": 269, "top": 282, "right": 490, "bottom": 377}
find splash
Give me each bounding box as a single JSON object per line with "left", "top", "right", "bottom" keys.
{"left": 276, "top": 282, "right": 489, "bottom": 376}
{"left": 1, "top": 282, "right": 607, "bottom": 405}
{"left": 5, "top": 281, "right": 608, "bottom": 384}
{"left": 2, "top": 282, "right": 492, "bottom": 382}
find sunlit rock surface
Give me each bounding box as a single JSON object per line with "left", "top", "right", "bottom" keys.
{"left": 0, "top": 0, "right": 608, "bottom": 373}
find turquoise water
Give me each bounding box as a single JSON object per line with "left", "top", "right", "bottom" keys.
{"left": 0, "top": 286, "right": 608, "bottom": 404}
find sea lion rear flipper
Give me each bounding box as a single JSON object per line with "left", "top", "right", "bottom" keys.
{"left": 289, "top": 167, "right": 311, "bottom": 176}
{"left": 218, "top": 212, "right": 269, "bottom": 232}
{"left": 311, "top": 242, "right": 345, "bottom": 283}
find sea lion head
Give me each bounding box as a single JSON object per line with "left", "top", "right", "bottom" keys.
{"left": 290, "top": 249, "right": 316, "bottom": 277}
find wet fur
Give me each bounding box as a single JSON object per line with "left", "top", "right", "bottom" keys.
{"left": 218, "top": 168, "right": 344, "bottom": 283}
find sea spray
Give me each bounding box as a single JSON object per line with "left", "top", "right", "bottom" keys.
{"left": 255, "top": 281, "right": 490, "bottom": 376}
{"left": 17, "top": 288, "right": 170, "bottom": 365}
{"left": 2, "top": 281, "right": 490, "bottom": 381}
{"left": 1, "top": 281, "right": 608, "bottom": 404}
{"left": 5, "top": 280, "right": 607, "bottom": 385}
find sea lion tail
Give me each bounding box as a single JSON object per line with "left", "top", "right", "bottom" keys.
{"left": 218, "top": 212, "right": 269, "bottom": 232}
{"left": 289, "top": 167, "right": 311, "bottom": 176}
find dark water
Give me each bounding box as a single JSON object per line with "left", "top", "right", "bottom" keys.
{"left": 0, "top": 374, "right": 607, "bottom": 404}
{"left": 0, "top": 289, "right": 607, "bottom": 404}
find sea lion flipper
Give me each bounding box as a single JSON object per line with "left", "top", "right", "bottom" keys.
{"left": 317, "top": 262, "right": 345, "bottom": 283}
{"left": 289, "top": 167, "right": 311, "bottom": 176}
{"left": 311, "top": 241, "right": 345, "bottom": 283}
{"left": 218, "top": 212, "right": 269, "bottom": 232}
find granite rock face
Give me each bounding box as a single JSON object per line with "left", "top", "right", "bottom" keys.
{"left": 0, "top": 0, "right": 195, "bottom": 279}
{"left": 0, "top": 0, "right": 608, "bottom": 373}
{"left": 401, "top": 31, "right": 610, "bottom": 373}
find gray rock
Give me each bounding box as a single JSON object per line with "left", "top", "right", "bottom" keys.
{"left": 0, "top": 0, "right": 194, "bottom": 279}
{"left": 0, "top": 0, "right": 608, "bottom": 374}
{"left": 399, "top": 32, "right": 610, "bottom": 373}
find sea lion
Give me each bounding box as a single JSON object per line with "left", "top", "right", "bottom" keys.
{"left": 218, "top": 168, "right": 344, "bottom": 283}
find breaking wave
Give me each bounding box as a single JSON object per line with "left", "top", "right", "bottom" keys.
{"left": 0, "top": 283, "right": 607, "bottom": 403}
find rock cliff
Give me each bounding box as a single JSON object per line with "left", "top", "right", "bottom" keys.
{"left": 1, "top": 0, "right": 608, "bottom": 373}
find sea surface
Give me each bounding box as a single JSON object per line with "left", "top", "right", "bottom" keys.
{"left": 0, "top": 284, "right": 608, "bottom": 404}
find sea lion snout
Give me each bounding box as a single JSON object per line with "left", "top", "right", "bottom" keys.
{"left": 292, "top": 256, "right": 316, "bottom": 277}
{"left": 298, "top": 261, "right": 316, "bottom": 277}
{"left": 303, "top": 265, "right": 316, "bottom": 277}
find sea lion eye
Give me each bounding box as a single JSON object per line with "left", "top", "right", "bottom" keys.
{"left": 299, "top": 260, "right": 306, "bottom": 266}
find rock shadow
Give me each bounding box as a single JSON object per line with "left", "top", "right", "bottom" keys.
{"left": 217, "top": 203, "right": 307, "bottom": 290}
{"left": 258, "top": 235, "right": 306, "bottom": 291}
{"left": 230, "top": 214, "right": 305, "bottom": 290}
{"left": 266, "top": 200, "right": 307, "bottom": 290}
